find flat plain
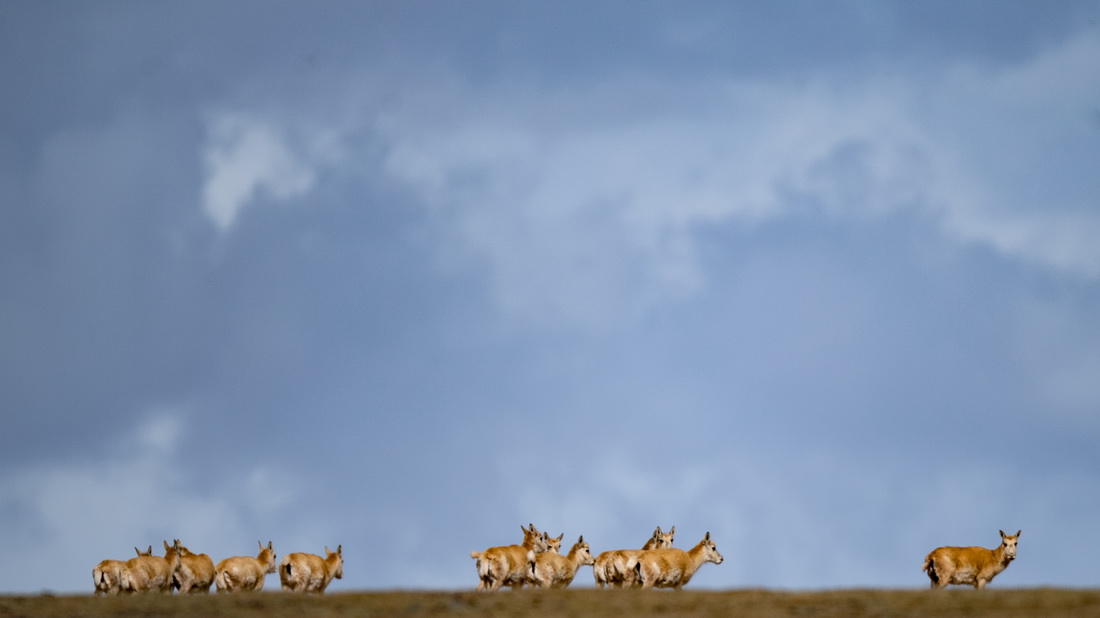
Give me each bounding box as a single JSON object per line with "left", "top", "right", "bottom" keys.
{"left": 2, "top": 588, "right": 1100, "bottom": 618}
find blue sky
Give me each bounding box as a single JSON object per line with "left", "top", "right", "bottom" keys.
{"left": 2, "top": 1, "right": 1099, "bottom": 593}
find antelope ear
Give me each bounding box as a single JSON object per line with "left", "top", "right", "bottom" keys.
{"left": 669, "top": 526, "right": 675, "bottom": 535}
{"left": 555, "top": 533, "right": 564, "bottom": 542}
{"left": 705, "top": 531, "right": 711, "bottom": 540}
{"left": 1000, "top": 530, "right": 1006, "bottom": 538}
{"left": 1015, "top": 530, "right": 1021, "bottom": 537}
{"left": 337, "top": 544, "right": 342, "bottom": 555}
{"left": 578, "top": 535, "right": 584, "bottom": 543}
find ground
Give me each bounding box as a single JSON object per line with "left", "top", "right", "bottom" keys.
{"left": 3, "top": 588, "right": 1100, "bottom": 618}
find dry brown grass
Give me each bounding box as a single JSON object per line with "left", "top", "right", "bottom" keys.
{"left": 2, "top": 588, "right": 1099, "bottom": 618}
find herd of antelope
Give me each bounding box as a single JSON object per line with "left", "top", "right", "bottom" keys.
{"left": 92, "top": 527, "right": 1020, "bottom": 594}
{"left": 470, "top": 524, "right": 723, "bottom": 591}
{"left": 469, "top": 525, "right": 1022, "bottom": 592}
{"left": 92, "top": 540, "right": 342, "bottom": 595}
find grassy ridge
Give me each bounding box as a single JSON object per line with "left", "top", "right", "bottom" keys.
{"left": 2, "top": 588, "right": 1099, "bottom": 618}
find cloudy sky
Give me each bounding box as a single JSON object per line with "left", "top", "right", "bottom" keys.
{"left": 2, "top": 1, "right": 1100, "bottom": 593}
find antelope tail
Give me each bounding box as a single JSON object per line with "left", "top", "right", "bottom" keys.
{"left": 475, "top": 554, "right": 491, "bottom": 582}
{"left": 922, "top": 557, "right": 939, "bottom": 583}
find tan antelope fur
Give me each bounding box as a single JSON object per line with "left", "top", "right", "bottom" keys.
{"left": 542, "top": 532, "right": 564, "bottom": 555}
{"left": 92, "top": 560, "right": 126, "bottom": 596}
{"left": 593, "top": 525, "right": 675, "bottom": 589}
{"left": 631, "top": 531, "right": 724, "bottom": 590}
{"left": 923, "top": 530, "right": 1020, "bottom": 589}
{"left": 120, "top": 540, "right": 182, "bottom": 594}
{"left": 279, "top": 545, "right": 344, "bottom": 594}
{"left": 532, "top": 535, "right": 595, "bottom": 589}
{"left": 93, "top": 547, "right": 152, "bottom": 595}
{"left": 214, "top": 541, "right": 277, "bottom": 592}
{"left": 173, "top": 539, "right": 215, "bottom": 594}
{"left": 469, "top": 523, "right": 551, "bottom": 591}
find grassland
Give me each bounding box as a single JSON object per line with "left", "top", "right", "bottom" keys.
{"left": 2, "top": 588, "right": 1100, "bottom": 618}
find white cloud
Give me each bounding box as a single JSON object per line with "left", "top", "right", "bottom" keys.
{"left": 183, "top": 29, "right": 1096, "bottom": 326}
{"left": 922, "top": 32, "right": 1100, "bottom": 277}
{"left": 377, "top": 30, "right": 1100, "bottom": 329}
{"left": 0, "top": 410, "right": 296, "bottom": 593}
{"left": 201, "top": 112, "right": 316, "bottom": 231}
{"left": 380, "top": 78, "right": 928, "bottom": 328}
{"left": 941, "top": 208, "right": 1100, "bottom": 278}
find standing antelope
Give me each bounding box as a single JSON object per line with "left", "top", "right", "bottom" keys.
{"left": 593, "top": 526, "right": 675, "bottom": 589}
{"left": 470, "top": 523, "right": 551, "bottom": 591}
{"left": 173, "top": 539, "right": 215, "bottom": 593}
{"left": 279, "top": 545, "right": 344, "bottom": 594}
{"left": 532, "top": 535, "right": 595, "bottom": 589}
{"left": 120, "top": 540, "right": 182, "bottom": 593}
{"left": 92, "top": 560, "right": 126, "bottom": 596}
{"left": 631, "top": 531, "right": 724, "bottom": 590}
{"left": 214, "top": 541, "right": 277, "bottom": 592}
{"left": 92, "top": 546, "right": 148, "bottom": 596}
{"left": 923, "top": 530, "right": 1020, "bottom": 589}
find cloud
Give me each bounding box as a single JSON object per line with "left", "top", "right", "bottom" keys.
{"left": 201, "top": 112, "right": 317, "bottom": 231}
{"left": 373, "top": 28, "right": 1100, "bottom": 331}
{"left": 920, "top": 32, "right": 1100, "bottom": 277}
{"left": 378, "top": 78, "right": 920, "bottom": 328}
{"left": 941, "top": 208, "right": 1100, "bottom": 277}
{"left": 0, "top": 409, "right": 296, "bottom": 593}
